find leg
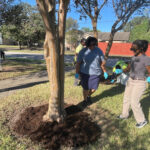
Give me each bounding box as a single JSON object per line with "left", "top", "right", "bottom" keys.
{"left": 130, "top": 81, "right": 146, "bottom": 123}
{"left": 83, "top": 89, "right": 89, "bottom": 100}
{"left": 88, "top": 89, "right": 96, "bottom": 96}
{"left": 121, "top": 78, "right": 133, "bottom": 118}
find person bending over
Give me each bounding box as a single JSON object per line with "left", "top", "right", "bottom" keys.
{"left": 75, "top": 36, "right": 108, "bottom": 103}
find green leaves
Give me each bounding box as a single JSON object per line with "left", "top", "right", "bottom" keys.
{"left": 129, "top": 18, "right": 150, "bottom": 42}
{"left": 0, "top": 2, "right": 45, "bottom": 46}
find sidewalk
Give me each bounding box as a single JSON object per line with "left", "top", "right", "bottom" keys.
{"left": 0, "top": 71, "right": 48, "bottom": 99}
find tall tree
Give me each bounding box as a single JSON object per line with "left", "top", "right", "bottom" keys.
{"left": 130, "top": 18, "right": 150, "bottom": 41}
{"left": 0, "top": 0, "right": 14, "bottom": 25}
{"left": 36, "top": 0, "right": 70, "bottom": 122}
{"left": 105, "top": 0, "right": 150, "bottom": 59}
{"left": 0, "top": 3, "right": 45, "bottom": 48}
{"left": 66, "top": 17, "right": 81, "bottom": 50}
{"left": 0, "top": 4, "right": 28, "bottom": 49}
{"left": 66, "top": 17, "right": 78, "bottom": 32}
{"left": 74, "top": 0, "right": 107, "bottom": 39}
{"left": 123, "top": 16, "right": 148, "bottom": 32}
{"left": 81, "top": 27, "right": 92, "bottom": 32}
{"left": 21, "top": 5, "right": 45, "bottom": 47}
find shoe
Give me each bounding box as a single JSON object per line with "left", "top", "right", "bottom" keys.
{"left": 86, "top": 96, "right": 92, "bottom": 104}
{"left": 117, "top": 115, "right": 128, "bottom": 120}
{"left": 136, "top": 121, "right": 147, "bottom": 128}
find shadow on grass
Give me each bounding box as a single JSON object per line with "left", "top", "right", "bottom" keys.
{"left": 79, "top": 100, "right": 150, "bottom": 150}
{"left": 0, "top": 80, "right": 48, "bottom": 93}
{"left": 68, "top": 102, "right": 150, "bottom": 149}
{"left": 76, "top": 84, "right": 125, "bottom": 111}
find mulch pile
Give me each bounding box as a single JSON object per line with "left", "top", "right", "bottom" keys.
{"left": 11, "top": 104, "right": 101, "bottom": 150}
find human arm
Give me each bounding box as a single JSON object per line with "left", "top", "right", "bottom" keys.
{"left": 100, "top": 51, "right": 108, "bottom": 79}
{"left": 76, "top": 62, "right": 81, "bottom": 75}
{"left": 146, "top": 66, "right": 150, "bottom": 83}
{"left": 146, "top": 66, "right": 150, "bottom": 76}
{"left": 101, "top": 60, "right": 107, "bottom": 73}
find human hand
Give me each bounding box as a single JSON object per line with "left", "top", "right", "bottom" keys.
{"left": 146, "top": 76, "right": 150, "bottom": 83}
{"left": 111, "top": 79, "right": 115, "bottom": 83}
{"left": 104, "top": 72, "right": 108, "bottom": 79}
{"left": 115, "top": 69, "right": 123, "bottom": 75}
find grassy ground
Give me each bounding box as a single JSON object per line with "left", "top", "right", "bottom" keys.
{"left": 0, "top": 58, "right": 46, "bottom": 80}
{"left": 0, "top": 45, "right": 44, "bottom": 54}
{"left": 0, "top": 71, "right": 150, "bottom": 150}
{"left": 0, "top": 45, "right": 75, "bottom": 55}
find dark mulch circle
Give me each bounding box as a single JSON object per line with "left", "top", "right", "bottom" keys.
{"left": 11, "top": 104, "right": 101, "bottom": 150}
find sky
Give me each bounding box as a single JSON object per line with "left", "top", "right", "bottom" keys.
{"left": 16, "top": 0, "right": 141, "bottom": 32}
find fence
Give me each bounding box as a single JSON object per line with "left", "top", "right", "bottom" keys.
{"left": 98, "top": 42, "right": 150, "bottom": 57}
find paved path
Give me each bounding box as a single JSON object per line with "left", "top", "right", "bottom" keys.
{"left": 0, "top": 66, "right": 74, "bottom": 99}
{"left": 0, "top": 52, "right": 75, "bottom": 99}
{"left": 0, "top": 71, "right": 48, "bottom": 98}
{"left": 5, "top": 52, "right": 130, "bottom": 67}
{"left": 5, "top": 52, "right": 74, "bottom": 64}
{"left": 0, "top": 52, "right": 130, "bottom": 99}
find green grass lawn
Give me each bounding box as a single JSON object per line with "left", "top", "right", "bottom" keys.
{"left": 0, "top": 45, "right": 44, "bottom": 54}
{"left": 0, "top": 72, "right": 150, "bottom": 150}
{"left": 0, "top": 58, "right": 46, "bottom": 80}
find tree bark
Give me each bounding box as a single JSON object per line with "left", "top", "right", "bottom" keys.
{"left": 18, "top": 41, "right": 22, "bottom": 50}
{"left": 92, "top": 18, "right": 98, "bottom": 39}
{"left": 36, "top": 0, "right": 61, "bottom": 122}
{"left": 58, "top": 0, "right": 70, "bottom": 118}
{"left": 36, "top": 0, "right": 70, "bottom": 122}
{"left": 105, "top": 29, "right": 116, "bottom": 59}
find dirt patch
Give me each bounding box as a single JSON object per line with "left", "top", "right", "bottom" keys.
{"left": 11, "top": 104, "right": 101, "bottom": 150}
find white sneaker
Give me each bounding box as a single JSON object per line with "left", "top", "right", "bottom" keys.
{"left": 117, "top": 114, "right": 128, "bottom": 120}
{"left": 136, "top": 121, "right": 147, "bottom": 128}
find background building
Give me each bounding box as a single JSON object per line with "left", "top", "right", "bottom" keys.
{"left": 84, "top": 32, "right": 130, "bottom": 43}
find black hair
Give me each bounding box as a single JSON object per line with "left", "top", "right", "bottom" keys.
{"left": 132, "top": 40, "right": 143, "bottom": 51}
{"left": 142, "top": 40, "right": 149, "bottom": 52}
{"left": 81, "top": 38, "right": 86, "bottom": 43}
{"left": 132, "top": 40, "right": 149, "bottom": 52}
{"left": 85, "top": 36, "right": 98, "bottom": 47}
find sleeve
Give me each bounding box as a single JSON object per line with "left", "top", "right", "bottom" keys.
{"left": 145, "top": 56, "right": 150, "bottom": 66}
{"left": 75, "top": 45, "right": 82, "bottom": 54}
{"left": 77, "top": 50, "right": 83, "bottom": 63}
{"left": 99, "top": 49, "right": 105, "bottom": 62}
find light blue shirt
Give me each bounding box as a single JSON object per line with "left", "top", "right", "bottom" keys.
{"left": 77, "top": 47, "right": 105, "bottom": 75}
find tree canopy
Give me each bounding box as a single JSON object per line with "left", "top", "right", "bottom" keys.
{"left": 0, "top": 2, "right": 45, "bottom": 48}
{"left": 74, "top": 0, "right": 107, "bottom": 38}
{"left": 66, "top": 17, "right": 78, "bottom": 32}
{"left": 129, "top": 17, "right": 150, "bottom": 42}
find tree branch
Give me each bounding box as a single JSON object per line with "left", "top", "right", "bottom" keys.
{"left": 97, "top": 0, "right": 107, "bottom": 15}
{"left": 75, "top": 0, "right": 93, "bottom": 19}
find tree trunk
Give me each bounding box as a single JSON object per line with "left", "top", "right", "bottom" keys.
{"left": 44, "top": 31, "right": 62, "bottom": 122}
{"left": 58, "top": 0, "right": 70, "bottom": 117}
{"left": 105, "top": 30, "right": 116, "bottom": 59}
{"left": 92, "top": 19, "right": 98, "bottom": 39}
{"left": 36, "top": 0, "right": 70, "bottom": 122}
{"left": 19, "top": 41, "right": 22, "bottom": 50}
